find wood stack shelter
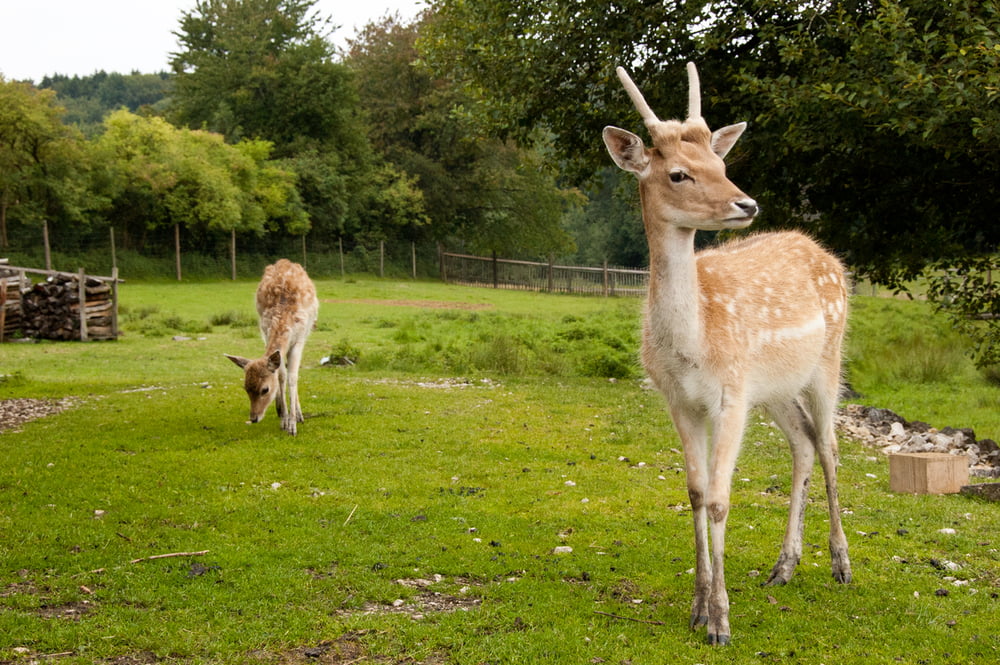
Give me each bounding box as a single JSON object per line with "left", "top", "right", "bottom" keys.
{"left": 0, "top": 260, "right": 120, "bottom": 342}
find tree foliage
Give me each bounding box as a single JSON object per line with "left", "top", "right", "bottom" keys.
{"left": 348, "top": 13, "right": 578, "bottom": 258}
{"left": 38, "top": 71, "right": 172, "bottom": 136}
{"left": 0, "top": 77, "right": 91, "bottom": 248}
{"left": 927, "top": 256, "right": 1000, "bottom": 370}
{"left": 423, "top": 0, "right": 1000, "bottom": 284}
{"left": 169, "top": 0, "right": 427, "bottom": 245}
{"left": 96, "top": 110, "right": 304, "bottom": 250}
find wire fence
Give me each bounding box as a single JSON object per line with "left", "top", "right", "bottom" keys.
{"left": 442, "top": 252, "right": 648, "bottom": 297}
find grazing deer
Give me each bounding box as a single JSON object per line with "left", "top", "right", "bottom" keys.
{"left": 603, "top": 64, "right": 851, "bottom": 645}
{"left": 226, "top": 259, "right": 318, "bottom": 436}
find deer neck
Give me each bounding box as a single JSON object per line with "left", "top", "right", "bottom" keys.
{"left": 644, "top": 217, "right": 704, "bottom": 358}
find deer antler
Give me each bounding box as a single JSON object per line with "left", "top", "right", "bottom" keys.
{"left": 617, "top": 63, "right": 703, "bottom": 124}
{"left": 616, "top": 66, "right": 659, "bottom": 126}
{"left": 686, "top": 62, "right": 701, "bottom": 120}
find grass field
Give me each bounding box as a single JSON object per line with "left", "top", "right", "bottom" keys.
{"left": 1, "top": 277, "right": 998, "bottom": 664}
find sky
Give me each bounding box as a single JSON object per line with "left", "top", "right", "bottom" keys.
{"left": 0, "top": 0, "right": 426, "bottom": 83}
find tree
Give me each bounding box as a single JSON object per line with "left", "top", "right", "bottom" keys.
{"left": 422, "top": 0, "right": 1000, "bottom": 284}
{"left": 348, "top": 13, "right": 577, "bottom": 258}
{"left": 172, "top": 0, "right": 336, "bottom": 147}
{"left": 170, "top": 0, "right": 425, "bottom": 247}
{"left": 96, "top": 110, "right": 304, "bottom": 263}
{"left": 39, "top": 71, "right": 173, "bottom": 136}
{"left": 0, "top": 77, "right": 91, "bottom": 250}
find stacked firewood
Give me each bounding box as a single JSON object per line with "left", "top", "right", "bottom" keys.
{"left": 0, "top": 274, "right": 24, "bottom": 340}
{"left": 20, "top": 274, "right": 117, "bottom": 341}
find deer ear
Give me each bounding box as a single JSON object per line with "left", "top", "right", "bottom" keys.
{"left": 710, "top": 122, "right": 747, "bottom": 159}
{"left": 225, "top": 354, "right": 251, "bottom": 369}
{"left": 603, "top": 126, "right": 650, "bottom": 175}
{"left": 267, "top": 350, "right": 282, "bottom": 372}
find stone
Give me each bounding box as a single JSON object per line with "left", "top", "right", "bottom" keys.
{"left": 959, "top": 482, "right": 1000, "bottom": 502}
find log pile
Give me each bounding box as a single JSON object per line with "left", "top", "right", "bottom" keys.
{"left": 20, "top": 273, "right": 117, "bottom": 341}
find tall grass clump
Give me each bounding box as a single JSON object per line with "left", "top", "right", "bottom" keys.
{"left": 848, "top": 297, "right": 971, "bottom": 386}
{"left": 324, "top": 304, "right": 640, "bottom": 379}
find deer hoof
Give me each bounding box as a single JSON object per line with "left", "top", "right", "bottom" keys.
{"left": 708, "top": 632, "right": 731, "bottom": 646}
{"left": 763, "top": 572, "right": 789, "bottom": 587}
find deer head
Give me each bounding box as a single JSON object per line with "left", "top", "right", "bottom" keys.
{"left": 603, "top": 63, "right": 758, "bottom": 231}
{"left": 225, "top": 350, "right": 282, "bottom": 424}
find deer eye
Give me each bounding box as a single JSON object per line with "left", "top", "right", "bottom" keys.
{"left": 261, "top": 387, "right": 269, "bottom": 395}
{"left": 669, "top": 170, "right": 690, "bottom": 184}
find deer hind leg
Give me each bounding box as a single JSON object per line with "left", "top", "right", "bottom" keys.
{"left": 763, "top": 398, "right": 817, "bottom": 586}
{"left": 670, "top": 406, "right": 712, "bottom": 633}
{"left": 807, "top": 371, "right": 852, "bottom": 583}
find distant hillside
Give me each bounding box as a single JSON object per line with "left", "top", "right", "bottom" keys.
{"left": 39, "top": 71, "right": 172, "bottom": 135}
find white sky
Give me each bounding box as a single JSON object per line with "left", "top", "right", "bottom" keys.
{"left": 0, "top": 0, "right": 426, "bottom": 82}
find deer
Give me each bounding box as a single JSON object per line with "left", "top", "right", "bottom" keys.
{"left": 602, "top": 63, "right": 852, "bottom": 645}
{"left": 225, "top": 259, "right": 318, "bottom": 436}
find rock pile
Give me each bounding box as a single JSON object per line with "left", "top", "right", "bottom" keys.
{"left": 836, "top": 404, "right": 1000, "bottom": 478}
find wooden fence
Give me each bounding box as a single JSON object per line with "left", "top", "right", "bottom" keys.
{"left": 441, "top": 252, "right": 648, "bottom": 296}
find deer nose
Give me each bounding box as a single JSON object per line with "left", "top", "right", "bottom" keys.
{"left": 735, "top": 199, "right": 759, "bottom": 218}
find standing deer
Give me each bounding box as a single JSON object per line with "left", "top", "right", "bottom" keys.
{"left": 226, "top": 259, "right": 318, "bottom": 436}
{"left": 603, "top": 64, "right": 851, "bottom": 645}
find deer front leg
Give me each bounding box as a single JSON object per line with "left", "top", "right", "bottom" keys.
{"left": 702, "top": 401, "right": 748, "bottom": 646}
{"left": 670, "top": 406, "right": 712, "bottom": 632}
{"left": 274, "top": 362, "right": 293, "bottom": 434}
{"left": 282, "top": 343, "right": 306, "bottom": 435}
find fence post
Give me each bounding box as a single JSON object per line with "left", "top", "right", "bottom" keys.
{"left": 77, "top": 268, "right": 88, "bottom": 342}
{"left": 230, "top": 228, "right": 237, "bottom": 280}
{"left": 43, "top": 220, "right": 52, "bottom": 271}
{"left": 110, "top": 227, "right": 117, "bottom": 274}
{"left": 492, "top": 251, "right": 498, "bottom": 288}
{"left": 603, "top": 261, "right": 609, "bottom": 297}
{"left": 547, "top": 255, "right": 554, "bottom": 293}
{"left": 0, "top": 277, "right": 6, "bottom": 344}
{"left": 379, "top": 241, "right": 385, "bottom": 278}
{"left": 339, "top": 237, "right": 345, "bottom": 278}
{"left": 438, "top": 244, "right": 446, "bottom": 282}
{"left": 412, "top": 242, "right": 417, "bottom": 279}
{"left": 174, "top": 223, "right": 182, "bottom": 281}
{"left": 111, "top": 266, "right": 119, "bottom": 339}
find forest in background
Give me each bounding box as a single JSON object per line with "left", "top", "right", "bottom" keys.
{"left": 1, "top": 0, "right": 998, "bottom": 364}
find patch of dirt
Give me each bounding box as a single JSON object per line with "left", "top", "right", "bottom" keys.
{"left": 333, "top": 577, "right": 481, "bottom": 621}
{"left": 0, "top": 397, "right": 77, "bottom": 433}
{"left": 35, "top": 600, "right": 93, "bottom": 620}
{"left": 365, "top": 377, "right": 499, "bottom": 390}
{"left": 100, "top": 652, "right": 161, "bottom": 665}
{"left": 323, "top": 298, "right": 493, "bottom": 310}
{"left": 249, "top": 632, "right": 449, "bottom": 664}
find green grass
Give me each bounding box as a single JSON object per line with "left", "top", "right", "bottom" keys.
{"left": 1, "top": 278, "right": 998, "bottom": 664}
